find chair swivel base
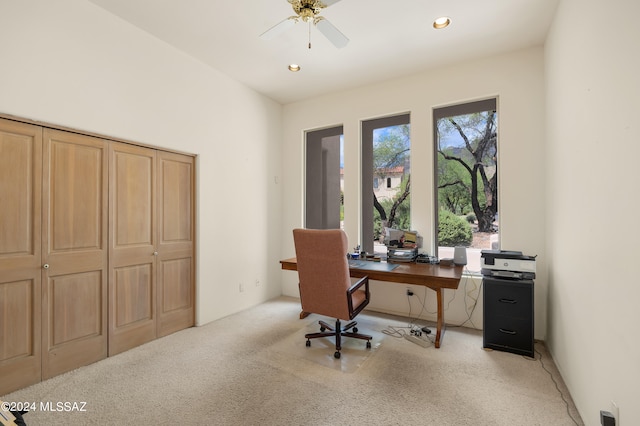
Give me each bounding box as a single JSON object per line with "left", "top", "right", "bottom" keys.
{"left": 305, "top": 318, "right": 372, "bottom": 358}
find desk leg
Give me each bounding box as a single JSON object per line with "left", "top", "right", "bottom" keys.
{"left": 435, "top": 288, "right": 445, "bottom": 348}
{"left": 299, "top": 311, "right": 310, "bottom": 319}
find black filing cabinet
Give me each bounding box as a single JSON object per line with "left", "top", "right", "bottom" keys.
{"left": 483, "top": 277, "right": 534, "bottom": 357}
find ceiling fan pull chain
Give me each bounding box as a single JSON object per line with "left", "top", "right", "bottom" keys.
{"left": 308, "top": 20, "right": 312, "bottom": 49}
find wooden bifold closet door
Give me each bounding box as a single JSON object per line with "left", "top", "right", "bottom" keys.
{"left": 108, "top": 142, "right": 157, "bottom": 355}
{"left": 0, "top": 122, "right": 109, "bottom": 388}
{"left": 156, "top": 151, "right": 195, "bottom": 338}
{"left": 41, "top": 129, "right": 109, "bottom": 380}
{"left": 0, "top": 117, "right": 195, "bottom": 395}
{"left": 0, "top": 119, "right": 43, "bottom": 394}
{"left": 108, "top": 144, "right": 195, "bottom": 355}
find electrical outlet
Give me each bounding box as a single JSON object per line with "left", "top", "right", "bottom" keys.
{"left": 406, "top": 288, "right": 414, "bottom": 296}
{"left": 600, "top": 410, "right": 615, "bottom": 426}
{"left": 239, "top": 282, "right": 244, "bottom": 293}
{"left": 255, "top": 279, "right": 260, "bottom": 287}
{"left": 611, "top": 401, "right": 619, "bottom": 424}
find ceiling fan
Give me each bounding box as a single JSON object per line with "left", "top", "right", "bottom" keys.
{"left": 260, "top": 0, "right": 349, "bottom": 49}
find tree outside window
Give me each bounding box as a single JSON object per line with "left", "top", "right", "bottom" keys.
{"left": 362, "top": 114, "right": 411, "bottom": 254}
{"left": 434, "top": 99, "right": 498, "bottom": 272}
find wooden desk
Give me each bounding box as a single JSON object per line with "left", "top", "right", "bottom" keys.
{"left": 280, "top": 258, "right": 463, "bottom": 348}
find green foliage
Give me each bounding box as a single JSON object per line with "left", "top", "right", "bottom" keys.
{"left": 466, "top": 213, "right": 476, "bottom": 223}
{"left": 373, "top": 125, "right": 410, "bottom": 171}
{"left": 436, "top": 152, "right": 471, "bottom": 215}
{"left": 438, "top": 210, "right": 472, "bottom": 247}
{"left": 435, "top": 109, "right": 498, "bottom": 232}
{"left": 371, "top": 123, "right": 411, "bottom": 241}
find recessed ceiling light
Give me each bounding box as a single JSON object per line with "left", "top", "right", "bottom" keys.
{"left": 288, "top": 64, "right": 301, "bottom": 72}
{"left": 433, "top": 16, "right": 451, "bottom": 29}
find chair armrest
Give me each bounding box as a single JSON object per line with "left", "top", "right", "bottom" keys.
{"left": 347, "top": 276, "right": 369, "bottom": 318}
{"left": 347, "top": 276, "right": 369, "bottom": 295}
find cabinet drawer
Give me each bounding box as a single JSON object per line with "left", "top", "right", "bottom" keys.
{"left": 483, "top": 323, "right": 534, "bottom": 358}
{"left": 484, "top": 317, "right": 533, "bottom": 346}
{"left": 484, "top": 279, "right": 533, "bottom": 320}
{"left": 484, "top": 315, "right": 533, "bottom": 351}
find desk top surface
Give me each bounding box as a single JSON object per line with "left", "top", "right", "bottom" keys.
{"left": 280, "top": 257, "right": 463, "bottom": 289}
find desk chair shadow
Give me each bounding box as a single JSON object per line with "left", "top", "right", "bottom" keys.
{"left": 293, "top": 228, "right": 372, "bottom": 359}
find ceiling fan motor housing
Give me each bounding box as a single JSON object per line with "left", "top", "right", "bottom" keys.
{"left": 290, "top": 0, "right": 323, "bottom": 22}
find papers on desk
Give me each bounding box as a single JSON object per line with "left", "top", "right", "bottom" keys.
{"left": 348, "top": 260, "right": 399, "bottom": 272}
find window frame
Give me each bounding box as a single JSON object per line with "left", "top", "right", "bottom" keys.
{"left": 361, "top": 113, "right": 410, "bottom": 254}
{"left": 433, "top": 98, "right": 498, "bottom": 272}
{"left": 304, "top": 125, "right": 344, "bottom": 230}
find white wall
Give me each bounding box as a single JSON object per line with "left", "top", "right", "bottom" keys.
{"left": 0, "top": 0, "right": 283, "bottom": 325}
{"left": 281, "top": 47, "right": 547, "bottom": 337}
{"left": 545, "top": 0, "right": 640, "bottom": 424}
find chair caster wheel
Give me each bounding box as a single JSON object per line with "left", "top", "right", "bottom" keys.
{"left": 353, "top": 327, "right": 358, "bottom": 333}
{"left": 320, "top": 327, "right": 326, "bottom": 332}
{"left": 306, "top": 340, "right": 311, "bottom": 347}
{"left": 334, "top": 351, "right": 341, "bottom": 359}
{"left": 366, "top": 341, "right": 372, "bottom": 349}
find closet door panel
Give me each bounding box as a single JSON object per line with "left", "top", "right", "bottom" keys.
{"left": 0, "top": 119, "right": 42, "bottom": 395}
{"left": 157, "top": 151, "right": 195, "bottom": 337}
{"left": 114, "top": 264, "right": 153, "bottom": 325}
{"left": 42, "top": 129, "right": 108, "bottom": 379}
{"left": 160, "top": 258, "right": 191, "bottom": 312}
{"left": 108, "top": 143, "right": 156, "bottom": 355}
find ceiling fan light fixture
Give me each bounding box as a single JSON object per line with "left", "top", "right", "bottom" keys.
{"left": 433, "top": 16, "right": 451, "bottom": 29}
{"left": 288, "top": 64, "right": 301, "bottom": 72}
{"left": 262, "top": 0, "right": 349, "bottom": 49}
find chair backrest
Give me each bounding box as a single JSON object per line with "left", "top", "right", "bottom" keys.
{"left": 292, "top": 228, "right": 352, "bottom": 320}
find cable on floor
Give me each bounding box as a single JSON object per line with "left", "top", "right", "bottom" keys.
{"left": 530, "top": 344, "right": 581, "bottom": 426}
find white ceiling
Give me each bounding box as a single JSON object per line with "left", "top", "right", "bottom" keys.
{"left": 88, "top": 0, "right": 559, "bottom": 104}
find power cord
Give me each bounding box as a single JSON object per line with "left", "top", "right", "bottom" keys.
{"left": 409, "top": 284, "right": 455, "bottom": 317}
{"left": 381, "top": 325, "right": 411, "bottom": 338}
{"left": 381, "top": 293, "right": 434, "bottom": 344}
{"left": 457, "top": 271, "right": 579, "bottom": 423}
{"left": 406, "top": 289, "right": 437, "bottom": 329}
{"left": 406, "top": 266, "right": 483, "bottom": 330}
{"left": 530, "top": 344, "right": 581, "bottom": 426}
{"left": 450, "top": 267, "right": 483, "bottom": 329}
{"left": 385, "top": 267, "right": 482, "bottom": 339}
{"left": 399, "top": 289, "right": 439, "bottom": 343}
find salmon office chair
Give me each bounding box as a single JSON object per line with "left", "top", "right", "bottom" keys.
{"left": 292, "top": 228, "right": 372, "bottom": 359}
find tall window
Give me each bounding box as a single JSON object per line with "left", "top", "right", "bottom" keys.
{"left": 361, "top": 114, "right": 411, "bottom": 254}
{"left": 305, "top": 126, "right": 344, "bottom": 229}
{"left": 434, "top": 99, "right": 498, "bottom": 272}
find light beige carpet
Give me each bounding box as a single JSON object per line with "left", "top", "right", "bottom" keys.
{"left": 2, "top": 297, "right": 583, "bottom": 425}
{"left": 266, "top": 315, "right": 384, "bottom": 373}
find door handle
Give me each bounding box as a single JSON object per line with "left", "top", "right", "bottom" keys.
{"left": 153, "top": 252, "right": 158, "bottom": 256}
{"left": 499, "top": 328, "right": 517, "bottom": 335}
{"left": 498, "top": 298, "right": 517, "bottom": 304}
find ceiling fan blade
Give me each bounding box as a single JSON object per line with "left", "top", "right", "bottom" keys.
{"left": 260, "top": 16, "right": 297, "bottom": 40}
{"left": 315, "top": 17, "right": 349, "bottom": 48}
{"left": 319, "top": 0, "right": 342, "bottom": 7}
